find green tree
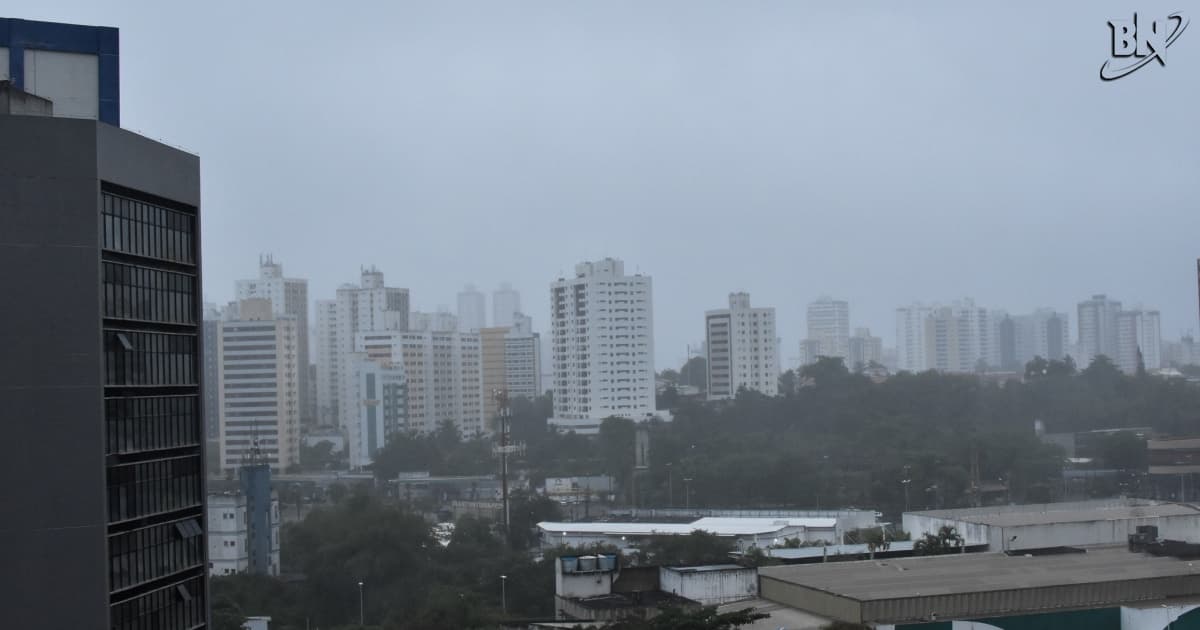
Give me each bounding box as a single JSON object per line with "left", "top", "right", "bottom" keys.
{"left": 637, "top": 530, "right": 732, "bottom": 566}
{"left": 914, "top": 526, "right": 964, "bottom": 555}
{"left": 600, "top": 606, "right": 767, "bottom": 629}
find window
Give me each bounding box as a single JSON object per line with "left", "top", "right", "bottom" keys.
{"left": 101, "top": 192, "right": 196, "bottom": 264}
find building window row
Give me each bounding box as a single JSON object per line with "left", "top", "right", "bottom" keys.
{"left": 107, "top": 456, "right": 202, "bottom": 523}
{"left": 102, "top": 192, "right": 196, "bottom": 265}
{"left": 110, "top": 575, "right": 206, "bottom": 630}
{"left": 103, "top": 262, "right": 196, "bottom": 325}
{"left": 109, "top": 517, "right": 204, "bottom": 591}
{"left": 104, "top": 330, "right": 197, "bottom": 387}
{"left": 105, "top": 396, "right": 200, "bottom": 456}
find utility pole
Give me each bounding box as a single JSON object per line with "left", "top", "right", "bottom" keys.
{"left": 902, "top": 465, "right": 912, "bottom": 513}
{"left": 684, "top": 478, "right": 693, "bottom": 511}
{"left": 667, "top": 462, "right": 673, "bottom": 508}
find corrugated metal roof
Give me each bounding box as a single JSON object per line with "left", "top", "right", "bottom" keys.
{"left": 759, "top": 545, "right": 1200, "bottom": 601}
{"left": 907, "top": 499, "right": 1199, "bottom": 527}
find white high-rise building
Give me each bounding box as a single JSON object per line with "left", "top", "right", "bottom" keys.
{"left": 341, "top": 354, "right": 408, "bottom": 469}
{"left": 705, "top": 292, "right": 779, "bottom": 399}
{"left": 457, "top": 284, "right": 487, "bottom": 332}
{"left": 923, "top": 299, "right": 991, "bottom": 373}
{"left": 354, "top": 330, "right": 484, "bottom": 435}
{"left": 1077, "top": 294, "right": 1122, "bottom": 367}
{"left": 235, "top": 256, "right": 311, "bottom": 424}
{"left": 1116, "top": 308, "right": 1162, "bottom": 373}
{"left": 493, "top": 283, "right": 522, "bottom": 328}
{"left": 806, "top": 297, "right": 850, "bottom": 361}
{"left": 896, "top": 304, "right": 932, "bottom": 372}
{"left": 550, "top": 258, "right": 655, "bottom": 434}
{"left": 847, "top": 328, "right": 884, "bottom": 369}
{"left": 217, "top": 298, "right": 301, "bottom": 473}
{"left": 314, "top": 267, "right": 409, "bottom": 426}
{"left": 1009, "top": 309, "right": 1070, "bottom": 369}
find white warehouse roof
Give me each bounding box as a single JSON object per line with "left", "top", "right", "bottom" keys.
{"left": 538, "top": 517, "right": 837, "bottom": 537}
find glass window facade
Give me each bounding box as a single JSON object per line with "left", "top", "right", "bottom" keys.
{"left": 102, "top": 192, "right": 196, "bottom": 264}
{"left": 101, "top": 185, "right": 205, "bottom": 627}
{"left": 107, "top": 456, "right": 202, "bottom": 523}
{"left": 110, "top": 575, "right": 206, "bottom": 630}
{"left": 103, "top": 262, "right": 196, "bottom": 325}
{"left": 108, "top": 518, "right": 204, "bottom": 592}
{"left": 105, "top": 396, "right": 200, "bottom": 455}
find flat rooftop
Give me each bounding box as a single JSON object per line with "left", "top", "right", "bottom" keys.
{"left": 538, "top": 517, "right": 837, "bottom": 537}
{"left": 759, "top": 546, "right": 1200, "bottom": 624}
{"left": 908, "top": 499, "right": 1199, "bottom": 528}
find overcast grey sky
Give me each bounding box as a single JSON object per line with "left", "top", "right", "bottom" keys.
{"left": 14, "top": 1, "right": 1200, "bottom": 368}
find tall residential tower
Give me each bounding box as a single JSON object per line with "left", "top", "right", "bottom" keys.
{"left": 549, "top": 258, "right": 655, "bottom": 434}
{"left": 705, "top": 292, "right": 779, "bottom": 399}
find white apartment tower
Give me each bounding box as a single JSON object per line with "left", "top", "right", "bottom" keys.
{"left": 806, "top": 297, "right": 850, "bottom": 361}
{"left": 705, "top": 292, "right": 779, "bottom": 399}
{"left": 314, "top": 267, "right": 409, "bottom": 426}
{"left": 895, "top": 304, "right": 932, "bottom": 372}
{"left": 1116, "top": 308, "right": 1162, "bottom": 373}
{"left": 1077, "top": 294, "right": 1123, "bottom": 367}
{"left": 457, "top": 284, "right": 487, "bottom": 332}
{"left": 353, "top": 330, "right": 484, "bottom": 436}
{"left": 550, "top": 258, "right": 655, "bottom": 432}
{"left": 493, "top": 283, "right": 522, "bottom": 328}
{"left": 217, "top": 298, "right": 302, "bottom": 473}
{"left": 235, "top": 256, "right": 311, "bottom": 424}
{"left": 924, "top": 299, "right": 991, "bottom": 373}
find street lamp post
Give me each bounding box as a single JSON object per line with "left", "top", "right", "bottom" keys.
{"left": 902, "top": 465, "right": 912, "bottom": 513}
{"left": 683, "top": 478, "right": 693, "bottom": 511}
{"left": 357, "top": 581, "right": 364, "bottom": 627}
{"left": 666, "top": 463, "right": 673, "bottom": 508}
{"left": 500, "top": 574, "right": 508, "bottom": 616}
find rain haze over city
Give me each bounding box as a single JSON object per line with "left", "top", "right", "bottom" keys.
{"left": 4, "top": 2, "right": 1200, "bottom": 629}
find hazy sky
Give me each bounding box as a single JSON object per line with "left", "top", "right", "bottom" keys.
{"left": 14, "top": 1, "right": 1200, "bottom": 368}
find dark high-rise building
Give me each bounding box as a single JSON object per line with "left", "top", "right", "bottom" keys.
{"left": 0, "top": 18, "right": 207, "bottom": 630}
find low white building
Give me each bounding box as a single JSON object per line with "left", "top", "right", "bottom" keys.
{"left": 207, "top": 493, "right": 281, "bottom": 577}
{"left": 902, "top": 498, "right": 1200, "bottom": 551}
{"left": 659, "top": 565, "right": 758, "bottom": 605}
{"left": 537, "top": 516, "right": 838, "bottom": 552}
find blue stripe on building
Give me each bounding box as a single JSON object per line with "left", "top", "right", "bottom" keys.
{"left": 0, "top": 17, "right": 120, "bottom": 125}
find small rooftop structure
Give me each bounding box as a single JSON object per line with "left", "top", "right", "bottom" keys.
{"left": 759, "top": 545, "right": 1200, "bottom": 626}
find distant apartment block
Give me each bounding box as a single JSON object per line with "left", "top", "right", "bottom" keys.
{"left": 1077, "top": 294, "right": 1122, "bottom": 367}
{"left": 457, "top": 284, "right": 487, "bottom": 332}
{"left": 493, "top": 282, "right": 522, "bottom": 328}
{"left": 236, "top": 256, "right": 311, "bottom": 424}
{"left": 806, "top": 296, "right": 850, "bottom": 361}
{"left": 895, "top": 304, "right": 933, "bottom": 372}
{"left": 1116, "top": 308, "right": 1162, "bottom": 373}
{"left": 705, "top": 292, "right": 779, "bottom": 399}
{"left": 314, "top": 267, "right": 408, "bottom": 426}
{"left": 340, "top": 354, "right": 408, "bottom": 469}
{"left": 847, "top": 328, "right": 883, "bottom": 368}
{"left": 550, "top": 258, "right": 656, "bottom": 433}
{"left": 354, "top": 330, "right": 485, "bottom": 436}
{"left": 217, "top": 298, "right": 301, "bottom": 473}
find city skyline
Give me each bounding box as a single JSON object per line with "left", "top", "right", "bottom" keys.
{"left": 9, "top": 1, "right": 1199, "bottom": 371}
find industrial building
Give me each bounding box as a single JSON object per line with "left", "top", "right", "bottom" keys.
{"left": 758, "top": 545, "right": 1200, "bottom": 629}
{"left": 537, "top": 516, "right": 839, "bottom": 552}
{"left": 902, "top": 498, "right": 1200, "bottom": 551}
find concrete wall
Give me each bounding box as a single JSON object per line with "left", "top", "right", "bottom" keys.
{"left": 659, "top": 567, "right": 758, "bottom": 605}
{"left": 0, "top": 115, "right": 108, "bottom": 629}
{"left": 23, "top": 49, "right": 98, "bottom": 119}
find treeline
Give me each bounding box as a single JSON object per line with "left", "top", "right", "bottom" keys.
{"left": 370, "top": 355, "right": 1200, "bottom": 517}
